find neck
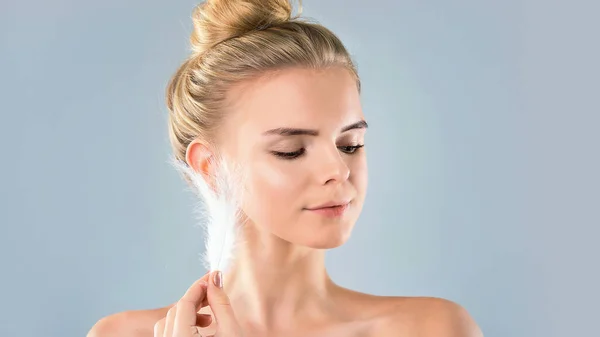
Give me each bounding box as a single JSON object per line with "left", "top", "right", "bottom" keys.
{"left": 221, "top": 224, "right": 338, "bottom": 331}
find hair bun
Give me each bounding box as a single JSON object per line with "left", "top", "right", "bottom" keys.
{"left": 190, "top": 0, "right": 301, "bottom": 55}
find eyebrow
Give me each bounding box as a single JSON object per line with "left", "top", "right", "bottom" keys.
{"left": 262, "top": 120, "right": 368, "bottom": 136}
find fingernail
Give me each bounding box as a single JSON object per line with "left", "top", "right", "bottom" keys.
{"left": 213, "top": 271, "right": 223, "bottom": 288}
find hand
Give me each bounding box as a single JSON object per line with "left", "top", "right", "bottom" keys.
{"left": 154, "top": 271, "right": 243, "bottom": 337}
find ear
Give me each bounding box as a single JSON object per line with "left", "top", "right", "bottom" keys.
{"left": 185, "top": 139, "right": 216, "bottom": 189}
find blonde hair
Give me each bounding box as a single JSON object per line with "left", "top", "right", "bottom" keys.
{"left": 165, "top": 0, "right": 361, "bottom": 163}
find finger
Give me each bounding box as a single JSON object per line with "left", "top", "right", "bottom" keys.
{"left": 197, "top": 273, "right": 211, "bottom": 308}
{"left": 195, "top": 313, "right": 213, "bottom": 327}
{"left": 206, "top": 271, "right": 241, "bottom": 335}
{"left": 153, "top": 317, "right": 166, "bottom": 337}
{"left": 163, "top": 305, "right": 177, "bottom": 337}
{"left": 183, "top": 273, "right": 211, "bottom": 309}
{"left": 198, "top": 272, "right": 211, "bottom": 283}
{"left": 172, "top": 279, "right": 208, "bottom": 336}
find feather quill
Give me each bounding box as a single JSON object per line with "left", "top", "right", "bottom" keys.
{"left": 169, "top": 153, "right": 247, "bottom": 273}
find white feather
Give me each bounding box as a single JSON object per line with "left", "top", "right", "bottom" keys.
{"left": 169, "top": 153, "right": 247, "bottom": 273}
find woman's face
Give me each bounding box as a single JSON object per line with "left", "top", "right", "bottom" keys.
{"left": 218, "top": 66, "right": 368, "bottom": 249}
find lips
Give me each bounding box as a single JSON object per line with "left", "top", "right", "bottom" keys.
{"left": 305, "top": 202, "right": 350, "bottom": 217}
{"left": 306, "top": 200, "right": 351, "bottom": 210}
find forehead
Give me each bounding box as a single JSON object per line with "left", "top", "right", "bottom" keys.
{"left": 224, "top": 66, "right": 363, "bottom": 133}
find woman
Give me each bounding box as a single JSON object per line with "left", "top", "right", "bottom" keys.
{"left": 89, "top": 0, "right": 483, "bottom": 336}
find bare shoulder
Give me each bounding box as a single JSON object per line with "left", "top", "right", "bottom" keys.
{"left": 333, "top": 286, "right": 482, "bottom": 336}
{"left": 372, "top": 296, "right": 484, "bottom": 337}
{"left": 87, "top": 303, "right": 176, "bottom": 337}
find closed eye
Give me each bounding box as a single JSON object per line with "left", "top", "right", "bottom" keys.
{"left": 339, "top": 144, "right": 364, "bottom": 154}
{"left": 272, "top": 144, "right": 365, "bottom": 160}
{"left": 271, "top": 148, "right": 305, "bottom": 159}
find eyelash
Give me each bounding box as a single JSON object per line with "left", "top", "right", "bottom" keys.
{"left": 272, "top": 144, "right": 365, "bottom": 160}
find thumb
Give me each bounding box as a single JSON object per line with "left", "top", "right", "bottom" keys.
{"left": 207, "top": 270, "right": 240, "bottom": 334}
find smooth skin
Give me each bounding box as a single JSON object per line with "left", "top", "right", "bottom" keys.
{"left": 87, "top": 67, "right": 483, "bottom": 337}
{"left": 153, "top": 271, "right": 241, "bottom": 337}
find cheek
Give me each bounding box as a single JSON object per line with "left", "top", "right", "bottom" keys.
{"left": 243, "top": 158, "right": 307, "bottom": 227}
{"left": 350, "top": 155, "right": 368, "bottom": 196}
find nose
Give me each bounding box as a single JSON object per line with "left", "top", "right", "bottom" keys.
{"left": 316, "top": 148, "right": 351, "bottom": 185}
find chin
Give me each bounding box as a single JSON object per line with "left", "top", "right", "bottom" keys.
{"left": 307, "top": 238, "right": 348, "bottom": 249}
{"left": 301, "top": 224, "right": 354, "bottom": 249}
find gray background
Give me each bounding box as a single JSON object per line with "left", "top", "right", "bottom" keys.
{"left": 1, "top": 0, "right": 598, "bottom": 336}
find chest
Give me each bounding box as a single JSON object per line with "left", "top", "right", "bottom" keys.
{"left": 243, "top": 319, "right": 379, "bottom": 337}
